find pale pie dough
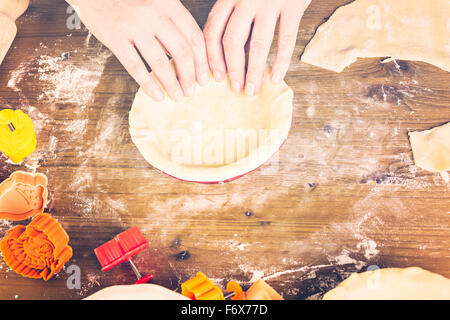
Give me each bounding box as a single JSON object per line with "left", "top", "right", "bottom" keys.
{"left": 129, "top": 68, "right": 293, "bottom": 183}
{"left": 323, "top": 267, "right": 450, "bottom": 300}
{"left": 301, "top": 0, "right": 450, "bottom": 73}
{"left": 409, "top": 122, "right": 450, "bottom": 173}
{"left": 84, "top": 283, "right": 189, "bottom": 300}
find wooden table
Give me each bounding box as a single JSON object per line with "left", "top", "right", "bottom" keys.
{"left": 0, "top": 0, "right": 449, "bottom": 300}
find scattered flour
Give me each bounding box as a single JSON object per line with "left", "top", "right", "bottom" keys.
{"left": 8, "top": 48, "right": 111, "bottom": 107}
{"left": 77, "top": 273, "right": 102, "bottom": 297}
{"left": 63, "top": 119, "right": 88, "bottom": 136}
{"left": 5, "top": 40, "right": 112, "bottom": 177}
{"left": 227, "top": 203, "right": 383, "bottom": 299}
{"left": 2, "top": 43, "right": 133, "bottom": 303}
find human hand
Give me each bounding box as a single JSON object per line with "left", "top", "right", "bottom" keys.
{"left": 66, "top": 0, "right": 210, "bottom": 101}
{"left": 204, "top": 0, "right": 311, "bottom": 96}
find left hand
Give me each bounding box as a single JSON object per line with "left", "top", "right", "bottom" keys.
{"left": 204, "top": 0, "right": 312, "bottom": 96}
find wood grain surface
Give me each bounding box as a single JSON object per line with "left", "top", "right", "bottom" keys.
{"left": 0, "top": 0, "right": 449, "bottom": 300}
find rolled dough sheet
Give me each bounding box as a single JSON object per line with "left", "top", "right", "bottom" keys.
{"left": 409, "top": 122, "right": 450, "bottom": 173}
{"left": 85, "top": 284, "right": 189, "bottom": 300}
{"left": 129, "top": 67, "right": 293, "bottom": 183}
{"left": 323, "top": 267, "right": 450, "bottom": 300}
{"left": 301, "top": 0, "right": 450, "bottom": 72}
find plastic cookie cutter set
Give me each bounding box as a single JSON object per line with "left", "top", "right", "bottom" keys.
{"left": 95, "top": 227, "right": 153, "bottom": 284}
{"left": 0, "top": 171, "right": 48, "bottom": 221}
{"left": 0, "top": 108, "right": 37, "bottom": 163}
{"left": 0, "top": 171, "right": 72, "bottom": 281}
{"left": 182, "top": 272, "right": 283, "bottom": 300}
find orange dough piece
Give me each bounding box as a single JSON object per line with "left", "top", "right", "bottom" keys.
{"left": 245, "top": 280, "right": 283, "bottom": 300}
{"left": 0, "top": 171, "right": 48, "bottom": 220}
{"left": 0, "top": 213, "right": 72, "bottom": 281}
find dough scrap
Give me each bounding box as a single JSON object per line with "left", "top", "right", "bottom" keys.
{"left": 85, "top": 284, "right": 189, "bottom": 300}
{"left": 129, "top": 68, "right": 293, "bottom": 183}
{"left": 323, "top": 267, "right": 450, "bottom": 300}
{"left": 301, "top": 0, "right": 450, "bottom": 73}
{"left": 409, "top": 122, "right": 450, "bottom": 173}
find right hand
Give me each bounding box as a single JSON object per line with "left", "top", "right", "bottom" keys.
{"left": 67, "top": 0, "right": 210, "bottom": 101}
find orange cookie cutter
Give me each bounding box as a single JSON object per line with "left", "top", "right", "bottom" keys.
{"left": 0, "top": 171, "right": 48, "bottom": 221}
{"left": 181, "top": 272, "right": 225, "bottom": 300}
{"left": 0, "top": 213, "right": 72, "bottom": 281}
{"left": 225, "top": 281, "right": 245, "bottom": 300}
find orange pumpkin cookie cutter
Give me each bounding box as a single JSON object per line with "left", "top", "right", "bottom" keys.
{"left": 0, "top": 171, "right": 48, "bottom": 221}
{"left": 0, "top": 213, "right": 72, "bottom": 281}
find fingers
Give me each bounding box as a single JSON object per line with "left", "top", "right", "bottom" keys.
{"left": 204, "top": 0, "right": 236, "bottom": 82}
{"left": 114, "top": 42, "right": 165, "bottom": 101}
{"left": 171, "top": 5, "right": 211, "bottom": 86}
{"left": 271, "top": 7, "right": 304, "bottom": 84}
{"left": 222, "top": 6, "right": 254, "bottom": 93}
{"left": 154, "top": 18, "right": 197, "bottom": 97}
{"left": 245, "top": 13, "right": 278, "bottom": 96}
{"left": 134, "top": 35, "right": 185, "bottom": 101}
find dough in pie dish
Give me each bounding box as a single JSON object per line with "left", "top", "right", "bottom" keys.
{"left": 129, "top": 68, "right": 293, "bottom": 183}
{"left": 408, "top": 122, "right": 450, "bottom": 173}
{"left": 301, "top": 0, "right": 450, "bottom": 73}
{"left": 323, "top": 267, "right": 450, "bottom": 300}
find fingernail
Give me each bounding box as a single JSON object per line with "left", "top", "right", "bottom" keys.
{"left": 199, "top": 73, "right": 209, "bottom": 86}
{"left": 153, "top": 88, "right": 165, "bottom": 101}
{"left": 245, "top": 83, "right": 255, "bottom": 96}
{"left": 232, "top": 81, "right": 241, "bottom": 93}
{"left": 214, "top": 70, "right": 225, "bottom": 82}
{"left": 187, "top": 85, "right": 196, "bottom": 97}
{"left": 272, "top": 71, "right": 282, "bottom": 84}
{"left": 173, "top": 90, "right": 184, "bottom": 101}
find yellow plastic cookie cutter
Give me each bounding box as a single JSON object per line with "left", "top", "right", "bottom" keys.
{"left": 181, "top": 272, "right": 225, "bottom": 300}
{"left": 0, "top": 109, "right": 36, "bottom": 163}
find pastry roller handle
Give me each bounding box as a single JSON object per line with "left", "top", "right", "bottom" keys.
{"left": 128, "top": 259, "right": 153, "bottom": 284}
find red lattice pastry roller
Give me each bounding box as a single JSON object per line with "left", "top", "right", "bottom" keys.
{"left": 94, "top": 227, "right": 153, "bottom": 284}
